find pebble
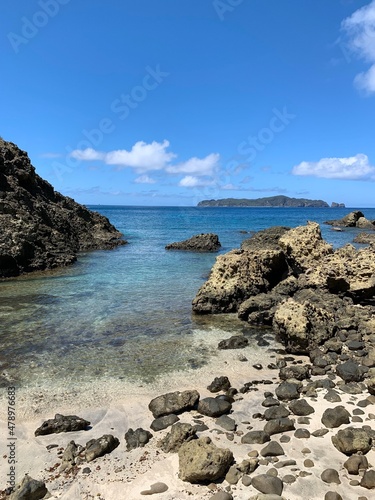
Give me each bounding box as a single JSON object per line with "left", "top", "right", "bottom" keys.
{"left": 304, "top": 459, "right": 314, "bottom": 468}
{"left": 242, "top": 475, "right": 252, "bottom": 486}
{"left": 294, "top": 428, "right": 310, "bottom": 439}
{"left": 279, "top": 435, "right": 290, "bottom": 443}
{"left": 282, "top": 474, "right": 296, "bottom": 484}
{"left": 324, "top": 493, "right": 343, "bottom": 500}
{"left": 311, "top": 428, "right": 329, "bottom": 437}
{"left": 321, "top": 469, "right": 341, "bottom": 484}
{"left": 140, "top": 482, "right": 169, "bottom": 495}
{"left": 301, "top": 448, "right": 311, "bottom": 454}
{"left": 209, "top": 492, "right": 233, "bottom": 500}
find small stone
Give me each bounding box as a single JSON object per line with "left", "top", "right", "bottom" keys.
{"left": 344, "top": 454, "right": 368, "bottom": 475}
{"left": 262, "top": 397, "right": 280, "bottom": 407}
{"left": 198, "top": 397, "right": 232, "bottom": 417}
{"left": 242, "top": 431, "right": 270, "bottom": 444}
{"left": 150, "top": 414, "right": 179, "bottom": 431}
{"left": 260, "top": 441, "right": 285, "bottom": 457}
{"left": 82, "top": 467, "right": 91, "bottom": 474}
{"left": 321, "top": 468, "right": 341, "bottom": 484}
{"left": 253, "top": 364, "right": 263, "bottom": 370}
{"left": 275, "top": 381, "right": 301, "bottom": 401}
{"left": 304, "top": 459, "right": 314, "bottom": 467}
{"left": 321, "top": 406, "right": 351, "bottom": 428}
{"left": 282, "top": 474, "right": 296, "bottom": 484}
{"left": 360, "top": 469, "right": 375, "bottom": 489}
{"left": 248, "top": 450, "right": 259, "bottom": 458}
{"left": 251, "top": 474, "right": 283, "bottom": 496}
{"left": 242, "top": 475, "right": 252, "bottom": 486}
{"left": 297, "top": 417, "right": 310, "bottom": 425}
{"left": 288, "top": 399, "right": 314, "bottom": 416}
{"left": 264, "top": 405, "right": 290, "bottom": 421}
{"left": 324, "top": 390, "right": 342, "bottom": 403}
{"left": 125, "top": 428, "right": 152, "bottom": 450}
{"left": 324, "top": 493, "right": 343, "bottom": 500}
{"left": 279, "top": 435, "right": 290, "bottom": 443}
{"left": 209, "top": 492, "right": 233, "bottom": 500}
{"left": 216, "top": 415, "right": 237, "bottom": 432}
{"left": 311, "top": 428, "right": 329, "bottom": 437}
{"left": 207, "top": 376, "right": 231, "bottom": 393}
{"left": 294, "top": 428, "right": 310, "bottom": 439}
{"left": 301, "top": 448, "right": 311, "bottom": 454}
{"left": 275, "top": 460, "right": 297, "bottom": 468}
{"left": 140, "top": 482, "right": 169, "bottom": 495}
{"left": 225, "top": 465, "right": 241, "bottom": 485}
{"left": 263, "top": 418, "right": 295, "bottom": 436}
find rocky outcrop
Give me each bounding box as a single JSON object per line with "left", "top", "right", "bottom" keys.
{"left": 331, "top": 202, "right": 345, "bottom": 208}
{"left": 0, "top": 138, "right": 125, "bottom": 277}
{"left": 325, "top": 210, "right": 375, "bottom": 229}
{"left": 192, "top": 227, "right": 290, "bottom": 314}
{"left": 165, "top": 233, "right": 221, "bottom": 252}
{"left": 193, "top": 220, "right": 375, "bottom": 356}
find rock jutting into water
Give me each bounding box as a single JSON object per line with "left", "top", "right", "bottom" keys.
{"left": 192, "top": 221, "right": 375, "bottom": 359}
{"left": 0, "top": 138, "right": 126, "bottom": 278}
{"left": 325, "top": 210, "right": 375, "bottom": 230}
{"left": 165, "top": 233, "right": 221, "bottom": 252}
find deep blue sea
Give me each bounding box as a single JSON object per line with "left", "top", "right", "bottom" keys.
{"left": 1, "top": 206, "right": 374, "bottom": 389}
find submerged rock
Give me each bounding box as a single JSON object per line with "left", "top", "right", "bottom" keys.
{"left": 165, "top": 233, "right": 221, "bottom": 252}
{"left": 0, "top": 138, "right": 125, "bottom": 277}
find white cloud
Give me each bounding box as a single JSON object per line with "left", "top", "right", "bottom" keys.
{"left": 134, "top": 174, "right": 156, "bottom": 184}
{"left": 292, "top": 154, "right": 375, "bottom": 180}
{"left": 166, "top": 153, "right": 220, "bottom": 176}
{"left": 70, "top": 148, "right": 105, "bottom": 161}
{"left": 342, "top": 0, "right": 375, "bottom": 94}
{"left": 105, "top": 140, "right": 176, "bottom": 172}
{"left": 70, "top": 141, "right": 221, "bottom": 187}
{"left": 178, "top": 176, "right": 215, "bottom": 188}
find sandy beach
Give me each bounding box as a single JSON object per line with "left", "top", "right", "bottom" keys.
{"left": 1, "top": 332, "right": 374, "bottom": 500}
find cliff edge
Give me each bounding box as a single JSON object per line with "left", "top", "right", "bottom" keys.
{"left": 0, "top": 138, "right": 125, "bottom": 277}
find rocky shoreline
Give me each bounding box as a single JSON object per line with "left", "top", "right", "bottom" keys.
{"left": 1, "top": 341, "right": 374, "bottom": 499}
{"left": 0, "top": 139, "right": 125, "bottom": 278}
{"left": 1, "top": 217, "right": 375, "bottom": 499}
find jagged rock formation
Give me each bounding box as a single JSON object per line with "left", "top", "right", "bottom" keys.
{"left": 165, "top": 233, "right": 221, "bottom": 252}
{"left": 193, "top": 221, "right": 375, "bottom": 354}
{"left": 325, "top": 210, "right": 375, "bottom": 230}
{"left": 331, "top": 202, "right": 346, "bottom": 208}
{"left": 0, "top": 138, "right": 125, "bottom": 277}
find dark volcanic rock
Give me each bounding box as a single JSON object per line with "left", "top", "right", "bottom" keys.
{"left": 288, "top": 399, "right": 315, "bottom": 416}
{"left": 275, "top": 381, "right": 301, "bottom": 401}
{"left": 241, "top": 430, "right": 270, "bottom": 444}
{"left": 34, "top": 414, "right": 90, "bottom": 436}
{"left": 0, "top": 138, "right": 125, "bottom": 277}
{"left": 148, "top": 390, "right": 200, "bottom": 418}
{"left": 125, "top": 428, "right": 152, "bottom": 450}
{"left": 150, "top": 414, "right": 179, "bottom": 431}
{"left": 218, "top": 335, "right": 249, "bottom": 350}
{"left": 336, "top": 361, "right": 364, "bottom": 382}
{"left": 321, "top": 406, "right": 351, "bottom": 428}
{"left": 325, "top": 210, "right": 365, "bottom": 227}
{"left": 85, "top": 434, "right": 120, "bottom": 462}
{"left": 207, "top": 376, "right": 231, "bottom": 393}
{"left": 263, "top": 418, "right": 295, "bottom": 436}
{"left": 8, "top": 474, "right": 48, "bottom": 500}
{"left": 197, "top": 397, "right": 232, "bottom": 417}
{"left": 165, "top": 233, "right": 221, "bottom": 252}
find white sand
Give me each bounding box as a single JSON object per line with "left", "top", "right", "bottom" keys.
{"left": 1, "top": 338, "right": 374, "bottom": 499}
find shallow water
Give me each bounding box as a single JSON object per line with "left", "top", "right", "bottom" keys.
{"left": 0, "top": 206, "right": 373, "bottom": 389}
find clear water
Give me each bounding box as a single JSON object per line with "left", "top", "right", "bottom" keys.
{"left": 0, "top": 206, "right": 373, "bottom": 388}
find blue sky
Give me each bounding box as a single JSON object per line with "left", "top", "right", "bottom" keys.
{"left": 1, "top": 0, "right": 375, "bottom": 206}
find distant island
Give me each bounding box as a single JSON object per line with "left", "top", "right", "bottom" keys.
{"left": 197, "top": 195, "right": 329, "bottom": 208}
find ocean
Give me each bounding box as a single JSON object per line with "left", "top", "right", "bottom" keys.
{"left": 0, "top": 206, "right": 373, "bottom": 390}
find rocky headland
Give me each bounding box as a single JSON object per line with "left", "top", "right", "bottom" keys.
{"left": 0, "top": 138, "right": 125, "bottom": 277}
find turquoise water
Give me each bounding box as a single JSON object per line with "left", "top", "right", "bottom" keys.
{"left": 0, "top": 206, "right": 373, "bottom": 388}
